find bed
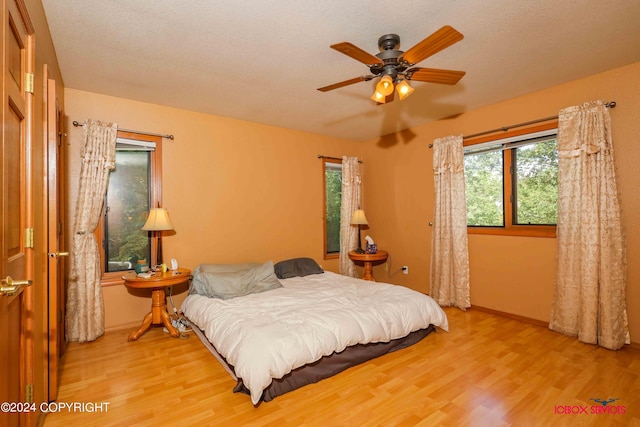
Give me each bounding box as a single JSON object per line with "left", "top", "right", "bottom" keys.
{"left": 181, "top": 258, "right": 448, "bottom": 405}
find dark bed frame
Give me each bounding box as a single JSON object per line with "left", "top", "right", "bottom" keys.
{"left": 188, "top": 319, "right": 437, "bottom": 404}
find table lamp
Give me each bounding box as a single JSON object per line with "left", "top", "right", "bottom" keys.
{"left": 350, "top": 209, "right": 368, "bottom": 254}
{"left": 142, "top": 207, "right": 174, "bottom": 267}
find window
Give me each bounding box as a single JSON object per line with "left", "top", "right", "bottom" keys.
{"left": 463, "top": 123, "right": 558, "bottom": 237}
{"left": 323, "top": 159, "right": 342, "bottom": 258}
{"left": 97, "top": 131, "right": 162, "bottom": 285}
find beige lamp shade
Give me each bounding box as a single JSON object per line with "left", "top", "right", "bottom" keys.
{"left": 370, "top": 90, "right": 386, "bottom": 103}
{"left": 350, "top": 209, "right": 368, "bottom": 225}
{"left": 375, "top": 75, "right": 394, "bottom": 96}
{"left": 395, "top": 79, "right": 414, "bottom": 100}
{"left": 141, "top": 208, "right": 174, "bottom": 231}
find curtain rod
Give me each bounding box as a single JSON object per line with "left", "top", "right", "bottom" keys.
{"left": 428, "top": 101, "right": 616, "bottom": 148}
{"left": 72, "top": 120, "right": 175, "bottom": 140}
{"left": 317, "top": 154, "right": 363, "bottom": 163}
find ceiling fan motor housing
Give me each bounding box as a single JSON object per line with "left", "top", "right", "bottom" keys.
{"left": 372, "top": 34, "right": 406, "bottom": 79}
{"left": 378, "top": 33, "right": 401, "bottom": 51}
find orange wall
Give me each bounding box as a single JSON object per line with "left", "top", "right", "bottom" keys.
{"left": 64, "top": 89, "right": 362, "bottom": 329}
{"left": 362, "top": 62, "right": 640, "bottom": 343}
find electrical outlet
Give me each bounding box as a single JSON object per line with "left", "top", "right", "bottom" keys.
{"left": 402, "top": 266, "right": 409, "bottom": 275}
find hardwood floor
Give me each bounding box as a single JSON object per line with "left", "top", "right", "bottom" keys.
{"left": 44, "top": 308, "right": 640, "bottom": 427}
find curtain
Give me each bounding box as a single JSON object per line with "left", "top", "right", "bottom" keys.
{"left": 549, "top": 101, "right": 629, "bottom": 350}
{"left": 339, "top": 156, "right": 362, "bottom": 277}
{"left": 66, "top": 120, "right": 118, "bottom": 343}
{"left": 430, "top": 135, "right": 471, "bottom": 310}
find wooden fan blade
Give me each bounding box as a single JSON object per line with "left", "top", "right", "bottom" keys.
{"left": 317, "top": 76, "right": 371, "bottom": 92}
{"left": 330, "top": 42, "right": 382, "bottom": 66}
{"left": 402, "top": 26, "right": 464, "bottom": 65}
{"left": 407, "top": 67, "right": 466, "bottom": 85}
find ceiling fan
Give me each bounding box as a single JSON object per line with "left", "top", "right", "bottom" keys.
{"left": 317, "top": 26, "right": 466, "bottom": 104}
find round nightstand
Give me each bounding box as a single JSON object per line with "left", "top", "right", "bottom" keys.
{"left": 348, "top": 250, "right": 388, "bottom": 281}
{"left": 122, "top": 268, "right": 191, "bottom": 341}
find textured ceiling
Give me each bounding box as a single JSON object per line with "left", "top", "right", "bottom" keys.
{"left": 42, "top": 0, "right": 640, "bottom": 142}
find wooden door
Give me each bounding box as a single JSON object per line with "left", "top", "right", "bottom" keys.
{"left": 1, "top": 1, "right": 35, "bottom": 426}
{"left": 45, "top": 72, "right": 66, "bottom": 401}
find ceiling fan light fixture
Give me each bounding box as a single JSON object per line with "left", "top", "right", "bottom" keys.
{"left": 370, "top": 89, "right": 387, "bottom": 103}
{"left": 396, "top": 79, "right": 414, "bottom": 100}
{"left": 376, "top": 75, "right": 394, "bottom": 96}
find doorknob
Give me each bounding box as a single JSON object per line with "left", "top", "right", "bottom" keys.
{"left": 0, "top": 276, "right": 33, "bottom": 297}
{"left": 48, "top": 251, "right": 69, "bottom": 258}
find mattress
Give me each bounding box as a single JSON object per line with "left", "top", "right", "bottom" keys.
{"left": 182, "top": 271, "right": 448, "bottom": 404}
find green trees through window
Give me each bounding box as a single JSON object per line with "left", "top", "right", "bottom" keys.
{"left": 324, "top": 160, "right": 342, "bottom": 256}
{"left": 513, "top": 139, "right": 558, "bottom": 225}
{"left": 105, "top": 151, "right": 151, "bottom": 272}
{"left": 464, "top": 150, "right": 504, "bottom": 226}
{"left": 463, "top": 126, "right": 558, "bottom": 236}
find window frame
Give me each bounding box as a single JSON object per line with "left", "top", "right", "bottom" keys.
{"left": 464, "top": 122, "right": 558, "bottom": 238}
{"left": 97, "top": 131, "right": 163, "bottom": 286}
{"left": 322, "top": 158, "right": 342, "bottom": 260}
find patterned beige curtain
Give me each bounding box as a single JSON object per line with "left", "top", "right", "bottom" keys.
{"left": 549, "top": 101, "right": 629, "bottom": 350}
{"left": 430, "top": 135, "right": 471, "bottom": 310}
{"left": 66, "top": 120, "right": 118, "bottom": 343}
{"left": 339, "top": 156, "right": 362, "bottom": 277}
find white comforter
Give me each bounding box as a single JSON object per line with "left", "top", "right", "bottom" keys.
{"left": 182, "top": 271, "right": 448, "bottom": 404}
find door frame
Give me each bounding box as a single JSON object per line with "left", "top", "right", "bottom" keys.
{"left": 44, "top": 67, "right": 66, "bottom": 402}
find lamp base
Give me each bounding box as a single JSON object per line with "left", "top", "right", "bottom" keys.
{"left": 354, "top": 224, "right": 366, "bottom": 254}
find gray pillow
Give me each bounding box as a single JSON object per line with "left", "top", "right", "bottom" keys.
{"left": 274, "top": 258, "right": 324, "bottom": 279}
{"left": 190, "top": 261, "right": 282, "bottom": 299}
{"left": 196, "top": 262, "right": 262, "bottom": 274}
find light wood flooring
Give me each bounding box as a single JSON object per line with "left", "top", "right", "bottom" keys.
{"left": 44, "top": 308, "right": 640, "bottom": 427}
